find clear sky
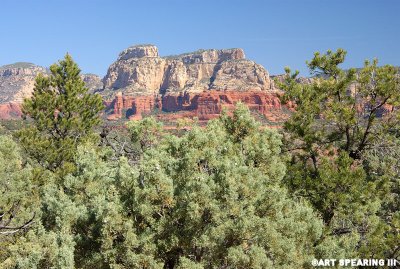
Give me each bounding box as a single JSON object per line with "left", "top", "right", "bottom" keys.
{"left": 1, "top": 0, "right": 399, "bottom": 76}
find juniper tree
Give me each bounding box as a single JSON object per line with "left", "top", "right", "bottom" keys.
{"left": 2, "top": 105, "right": 341, "bottom": 269}
{"left": 0, "top": 135, "right": 39, "bottom": 264}
{"left": 18, "top": 54, "right": 104, "bottom": 174}
{"left": 97, "top": 105, "right": 333, "bottom": 268}
{"left": 0, "top": 143, "right": 109, "bottom": 269}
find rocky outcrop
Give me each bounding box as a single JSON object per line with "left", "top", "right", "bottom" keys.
{"left": 101, "top": 45, "right": 289, "bottom": 124}
{"left": 210, "top": 60, "right": 271, "bottom": 91}
{"left": 0, "top": 63, "right": 46, "bottom": 120}
{"left": 0, "top": 102, "right": 23, "bottom": 120}
{"left": 106, "top": 91, "right": 162, "bottom": 121}
{"left": 0, "top": 62, "right": 103, "bottom": 119}
{"left": 101, "top": 45, "right": 290, "bottom": 123}
{"left": 105, "top": 90, "right": 288, "bottom": 122}
{"left": 82, "top": 74, "right": 104, "bottom": 93}
{"left": 102, "top": 45, "right": 274, "bottom": 94}
{"left": 118, "top": 44, "right": 159, "bottom": 60}
{"left": 0, "top": 46, "right": 294, "bottom": 124}
{"left": 0, "top": 63, "right": 47, "bottom": 104}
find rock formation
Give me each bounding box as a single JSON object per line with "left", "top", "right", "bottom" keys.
{"left": 0, "top": 45, "right": 291, "bottom": 125}
{"left": 105, "top": 90, "right": 289, "bottom": 123}
{"left": 0, "top": 102, "right": 23, "bottom": 120}
{"left": 101, "top": 45, "right": 289, "bottom": 124}
{"left": 0, "top": 62, "right": 103, "bottom": 119}
{"left": 82, "top": 74, "right": 103, "bottom": 93}
{"left": 106, "top": 91, "right": 161, "bottom": 121}
{"left": 0, "top": 63, "right": 47, "bottom": 104}
{"left": 102, "top": 44, "right": 274, "bottom": 94}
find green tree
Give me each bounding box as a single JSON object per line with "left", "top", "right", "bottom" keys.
{"left": 99, "top": 105, "right": 330, "bottom": 268}
{"left": 3, "top": 105, "right": 335, "bottom": 269}
{"left": 0, "top": 135, "right": 39, "bottom": 264}
{"left": 278, "top": 49, "right": 400, "bottom": 259}
{"left": 1, "top": 143, "right": 114, "bottom": 269}
{"left": 360, "top": 133, "right": 400, "bottom": 259}
{"left": 1, "top": 55, "right": 104, "bottom": 268}
{"left": 18, "top": 54, "right": 104, "bottom": 174}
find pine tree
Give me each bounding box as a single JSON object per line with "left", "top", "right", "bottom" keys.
{"left": 18, "top": 54, "right": 104, "bottom": 173}
{"left": 278, "top": 49, "right": 400, "bottom": 259}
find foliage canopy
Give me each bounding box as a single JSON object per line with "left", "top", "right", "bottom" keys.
{"left": 1, "top": 51, "right": 399, "bottom": 268}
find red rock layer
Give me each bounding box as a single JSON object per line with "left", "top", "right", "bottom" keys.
{"left": 106, "top": 92, "right": 162, "bottom": 120}
{"left": 105, "top": 90, "right": 287, "bottom": 122}
{"left": 0, "top": 102, "right": 23, "bottom": 120}
{"left": 0, "top": 91, "right": 393, "bottom": 125}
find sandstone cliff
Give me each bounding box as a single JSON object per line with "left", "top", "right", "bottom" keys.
{"left": 0, "top": 46, "right": 291, "bottom": 125}
{"left": 0, "top": 63, "right": 47, "bottom": 104}
{"left": 82, "top": 73, "right": 103, "bottom": 93}
{"left": 101, "top": 45, "right": 291, "bottom": 124}
{"left": 102, "top": 45, "right": 274, "bottom": 94}
{"left": 0, "top": 62, "right": 103, "bottom": 119}
{"left": 105, "top": 90, "right": 290, "bottom": 124}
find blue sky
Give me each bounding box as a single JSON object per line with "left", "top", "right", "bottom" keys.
{"left": 1, "top": 0, "right": 399, "bottom": 76}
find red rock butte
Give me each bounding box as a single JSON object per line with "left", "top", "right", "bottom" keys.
{"left": 100, "top": 45, "right": 291, "bottom": 124}
{"left": 0, "top": 45, "right": 293, "bottom": 124}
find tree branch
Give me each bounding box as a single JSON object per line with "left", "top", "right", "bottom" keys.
{"left": 0, "top": 212, "right": 36, "bottom": 236}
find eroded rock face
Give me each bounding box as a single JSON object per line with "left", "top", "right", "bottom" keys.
{"left": 102, "top": 45, "right": 273, "bottom": 94}
{"left": 101, "top": 45, "right": 287, "bottom": 123}
{"left": 105, "top": 90, "right": 288, "bottom": 122}
{"left": 118, "top": 44, "right": 159, "bottom": 60}
{"left": 0, "top": 63, "right": 47, "bottom": 104}
{"left": 0, "top": 46, "right": 293, "bottom": 124}
{"left": 106, "top": 91, "right": 162, "bottom": 121}
{"left": 82, "top": 74, "right": 104, "bottom": 93}
{"left": 0, "top": 63, "right": 45, "bottom": 119}
{"left": 211, "top": 60, "right": 272, "bottom": 91}
{"left": 0, "top": 102, "right": 22, "bottom": 120}
{"left": 0, "top": 62, "right": 103, "bottom": 119}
